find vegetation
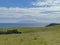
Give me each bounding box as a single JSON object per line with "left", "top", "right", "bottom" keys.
{"left": 0, "top": 25, "right": 60, "bottom": 45}
{"left": 46, "top": 23, "right": 60, "bottom": 27}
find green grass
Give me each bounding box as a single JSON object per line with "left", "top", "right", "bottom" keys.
{"left": 0, "top": 25, "right": 60, "bottom": 45}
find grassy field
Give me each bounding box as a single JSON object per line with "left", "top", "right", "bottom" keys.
{"left": 0, "top": 25, "right": 60, "bottom": 45}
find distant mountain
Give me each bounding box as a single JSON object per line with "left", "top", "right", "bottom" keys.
{"left": 46, "top": 23, "right": 60, "bottom": 27}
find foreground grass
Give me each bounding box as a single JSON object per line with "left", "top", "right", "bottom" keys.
{"left": 0, "top": 25, "right": 60, "bottom": 45}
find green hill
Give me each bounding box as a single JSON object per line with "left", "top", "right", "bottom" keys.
{"left": 46, "top": 23, "right": 60, "bottom": 27}
{"left": 0, "top": 25, "right": 60, "bottom": 45}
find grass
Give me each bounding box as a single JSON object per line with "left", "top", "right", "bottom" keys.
{"left": 0, "top": 25, "right": 60, "bottom": 45}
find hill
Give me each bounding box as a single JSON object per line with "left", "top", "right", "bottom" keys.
{"left": 0, "top": 25, "right": 60, "bottom": 45}
{"left": 46, "top": 23, "right": 60, "bottom": 27}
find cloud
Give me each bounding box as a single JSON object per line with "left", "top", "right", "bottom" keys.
{"left": 41, "top": 11, "right": 60, "bottom": 14}
{"left": 32, "top": 0, "right": 60, "bottom": 7}
{"left": 0, "top": 0, "right": 60, "bottom": 23}
{"left": 0, "top": 7, "right": 60, "bottom": 23}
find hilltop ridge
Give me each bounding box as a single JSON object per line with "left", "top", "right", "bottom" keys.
{"left": 46, "top": 23, "right": 60, "bottom": 27}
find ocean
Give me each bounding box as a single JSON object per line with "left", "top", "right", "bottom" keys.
{"left": 0, "top": 23, "right": 49, "bottom": 28}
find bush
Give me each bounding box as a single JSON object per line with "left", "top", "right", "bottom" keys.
{"left": 0, "top": 29, "right": 22, "bottom": 34}
{"left": 6, "top": 29, "right": 22, "bottom": 34}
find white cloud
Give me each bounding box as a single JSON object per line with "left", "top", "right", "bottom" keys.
{"left": 32, "top": 0, "right": 60, "bottom": 7}
{"left": 0, "top": 7, "right": 60, "bottom": 23}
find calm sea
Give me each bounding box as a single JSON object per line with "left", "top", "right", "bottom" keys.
{"left": 0, "top": 23, "right": 49, "bottom": 28}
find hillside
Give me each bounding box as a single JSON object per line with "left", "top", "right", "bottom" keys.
{"left": 46, "top": 23, "right": 60, "bottom": 27}
{"left": 0, "top": 25, "right": 60, "bottom": 45}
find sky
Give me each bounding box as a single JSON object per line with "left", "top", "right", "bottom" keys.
{"left": 0, "top": 0, "right": 60, "bottom": 23}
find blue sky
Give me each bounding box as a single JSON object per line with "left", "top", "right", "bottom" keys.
{"left": 0, "top": 0, "right": 35, "bottom": 8}
{"left": 0, "top": 0, "right": 60, "bottom": 23}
